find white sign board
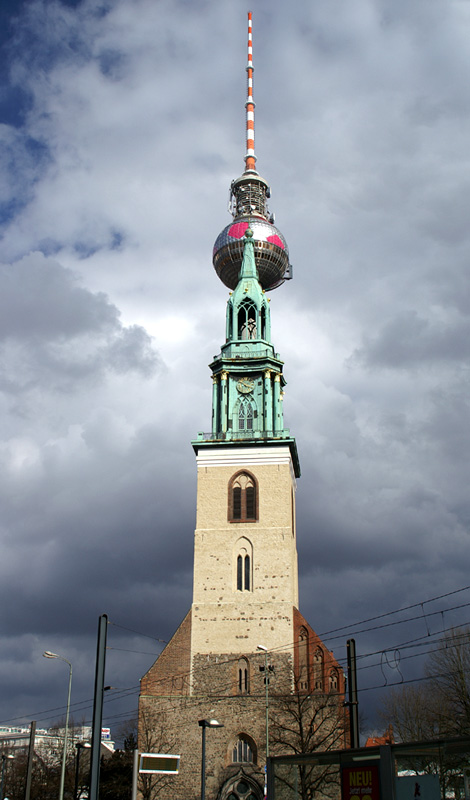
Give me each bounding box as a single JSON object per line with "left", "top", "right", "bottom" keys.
{"left": 396, "top": 774, "right": 440, "bottom": 800}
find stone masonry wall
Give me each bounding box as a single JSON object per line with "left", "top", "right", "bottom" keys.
{"left": 140, "top": 610, "right": 192, "bottom": 696}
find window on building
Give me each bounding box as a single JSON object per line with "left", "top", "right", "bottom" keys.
{"left": 329, "top": 669, "right": 338, "bottom": 692}
{"left": 260, "top": 306, "right": 266, "bottom": 339}
{"left": 222, "top": 775, "right": 261, "bottom": 800}
{"left": 238, "top": 399, "right": 253, "bottom": 431}
{"left": 313, "top": 647, "right": 323, "bottom": 691}
{"left": 238, "top": 301, "right": 257, "bottom": 340}
{"left": 232, "top": 736, "right": 255, "bottom": 763}
{"left": 237, "top": 657, "right": 250, "bottom": 694}
{"left": 227, "top": 301, "right": 233, "bottom": 340}
{"left": 229, "top": 472, "right": 258, "bottom": 522}
{"left": 236, "top": 549, "right": 251, "bottom": 592}
{"left": 234, "top": 537, "right": 253, "bottom": 593}
{"left": 298, "top": 627, "right": 309, "bottom": 692}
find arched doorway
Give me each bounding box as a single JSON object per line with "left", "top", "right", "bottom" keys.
{"left": 218, "top": 770, "right": 263, "bottom": 800}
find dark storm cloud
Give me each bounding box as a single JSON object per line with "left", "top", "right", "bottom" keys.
{"left": 0, "top": 0, "right": 469, "bottom": 738}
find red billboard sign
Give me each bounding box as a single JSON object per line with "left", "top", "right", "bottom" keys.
{"left": 342, "top": 764, "right": 380, "bottom": 800}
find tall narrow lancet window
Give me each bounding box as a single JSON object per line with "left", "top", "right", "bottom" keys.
{"left": 245, "top": 484, "right": 255, "bottom": 519}
{"left": 236, "top": 549, "right": 251, "bottom": 591}
{"left": 244, "top": 554, "right": 250, "bottom": 590}
{"left": 237, "top": 657, "right": 250, "bottom": 694}
{"left": 238, "top": 300, "right": 257, "bottom": 340}
{"left": 234, "top": 537, "right": 253, "bottom": 593}
{"left": 313, "top": 647, "right": 324, "bottom": 691}
{"left": 237, "top": 555, "right": 242, "bottom": 589}
{"left": 298, "top": 627, "right": 309, "bottom": 692}
{"left": 229, "top": 472, "right": 258, "bottom": 522}
{"left": 227, "top": 301, "right": 233, "bottom": 341}
{"left": 329, "top": 669, "right": 338, "bottom": 692}
{"left": 260, "top": 306, "right": 266, "bottom": 339}
{"left": 238, "top": 399, "right": 253, "bottom": 432}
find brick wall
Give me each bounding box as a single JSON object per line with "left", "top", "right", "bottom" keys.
{"left": 140, "top": 610, "right": 192, "bottom": 696}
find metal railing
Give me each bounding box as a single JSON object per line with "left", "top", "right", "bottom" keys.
{"left": 195, "top": 429, "right": 291, "bottom": 442}
{"left": 216, "top": 347, "right": 280, "bottom": 361}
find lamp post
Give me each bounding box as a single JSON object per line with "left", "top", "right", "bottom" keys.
{"left": 257, "top": 646, "right": 269, "bottom": 760}
{"left": 74, "top": 742, "right": 91, "bottom": 800}
{"left": 258, "top": 645, "right": 271, "bottom": 798}
{"left": 0, "top": 754, "right": 13, "bottom": 800}
{"left": 198, "top": 719, "right": 223, "bottom": 800}
{"left": 43, "top": 651, "right": 73, "bottom": 800}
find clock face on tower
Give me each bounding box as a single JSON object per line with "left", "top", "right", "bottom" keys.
{"left": 237, "top": 377, "right": 254, "bottom": 394}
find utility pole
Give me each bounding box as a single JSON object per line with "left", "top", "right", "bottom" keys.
{"left": 346, "top": 638, "right": 360, "bottom": 748}
{"left": 89, "top": 614, "right": 108, "bottom": 800}
{"left": 258, "top": 645, "right": 274, "bottom": 797}
{"left": 24, "top": 721, "right": 36, "bottom": 800}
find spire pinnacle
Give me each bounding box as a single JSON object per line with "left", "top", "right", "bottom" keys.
{"left": 239, "top": 228, "right": 258, "bottom": 280}
{"left": 245, "top": 12, "right": 256, "bottom": 172}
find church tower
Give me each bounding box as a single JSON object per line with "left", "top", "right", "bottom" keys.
{"left": 139, "top": 15, "right": 347, "bottom": 800}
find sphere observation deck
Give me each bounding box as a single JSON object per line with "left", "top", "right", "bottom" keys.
{"left": 213, "top": 217, "right": 290, "bottom": 291}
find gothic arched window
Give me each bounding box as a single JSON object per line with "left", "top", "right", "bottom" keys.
{"left": 232, "top": 736, "right": 256, "bottom": 764}
{"left": 220, "top": 772, "right": 262, "bottom": 800}
{"left": 227, "top": 301, "right": 233, "bottom": 341}
{"left": 298, "top": 627, "right": 309, "bottom": 692}
{"left": 237, "top": 657, "right": 250, "bottom": 694}
{"left": 260, "top": 306, "right": 266, "bottom": 339}
{"left": 313, "top": 647, "right": 324, "bottom": 691}
{"left": 229, "top": 472, "right": 258, "bottom": 522}
{"left": 234, "top": 537, "right": 253, "bottom": 593}
{"left": 237, "top": 553, "right": 251, "bottom": 591}
{"left": 238, "top": 301, "right": 257, "bottom": 340}
{"left": 238, "top": 399, "right": 254, "bottom": 432}
{"left": 329, "top": 669, "right": 339, "bottom": 692}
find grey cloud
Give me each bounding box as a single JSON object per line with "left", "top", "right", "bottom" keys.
{"left": 0, "top": 253, "right": 119, "bottom": 339}
{"left": 0, "top": 252, "right": 162, "bottom": 393}
{"left": 104, "top": 325, "right": 160, "bottom": 377}
{"left": 353, "top": 309, "right": 470, "bottom": 368}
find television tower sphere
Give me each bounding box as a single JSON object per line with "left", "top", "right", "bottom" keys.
{"left": 213, "top": 216, "right": 290, "bottom": 291}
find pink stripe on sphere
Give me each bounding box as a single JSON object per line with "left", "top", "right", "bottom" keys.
{"left": 267, "top": 234, "right": 285, "bottom": 249}
{"left": 228, "top": 221, "right": 250, "bottom": 239}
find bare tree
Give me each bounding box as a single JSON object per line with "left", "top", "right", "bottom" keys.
{"left": 382, "top": 628, "right": 470, "bottom": 742}
{"left": 380, "top": 629, "right": 470, "bottom": 800}
{"left": 270, "top": 689, "right": 348, "bottom": 800}
{"left": 426, "top": 627, "right": 470, "bottom": 736}
{"left": 138, "top": 708, "right": 178, "bottom": 800}
{"left": 380, "top": 683, "right": 447, "bottom": 742}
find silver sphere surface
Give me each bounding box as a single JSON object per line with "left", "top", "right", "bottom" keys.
{"left": 213, "top": 217, "right": 289, "bottom": 291}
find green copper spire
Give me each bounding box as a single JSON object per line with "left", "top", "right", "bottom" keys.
{"left": 225, "top": 228, "right": 271, "bottom": 346}
{"left": 237, "top": 227, "right": 258, "bottom": 278}
{"left": 192, "top": 229, "right": 300, "bottom": 477}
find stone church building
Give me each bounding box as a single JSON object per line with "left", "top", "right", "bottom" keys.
{"left": 139, "top": 14, "right": 347, "bottom": 800}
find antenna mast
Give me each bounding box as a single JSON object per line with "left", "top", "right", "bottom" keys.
{"left": 212, "top": 11, "right": 292, "bottom": 290}
{"left": 245, "top": 11, "right": 256, "bottom": 172}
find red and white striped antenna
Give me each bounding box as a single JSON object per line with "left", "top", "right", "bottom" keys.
{"left": 245, "top": 11, "right": 256, "bottom": 172}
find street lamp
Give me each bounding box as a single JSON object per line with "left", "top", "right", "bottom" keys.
{"left": 198, "top": 719, "right": 223, "bottom": 800}
{"left": 74, "top": 742, "right": 91, "bottom": 800}
{"left": 257, "top": 645, "right": 270, "bottom": 760}
{"left": 258, "top": 644, "right": 271, "bottom": 799}
{"left": 43, "top": 651, "right": 73, "bottom": 800}
{"left": 0, "top": 754, "right": 13, "bottom": 800}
